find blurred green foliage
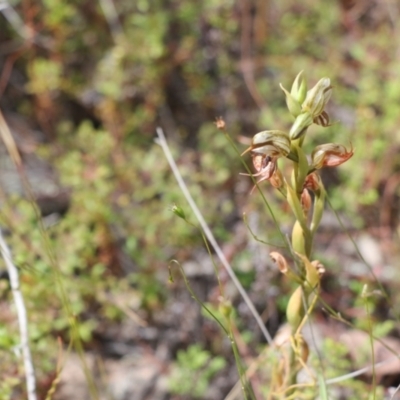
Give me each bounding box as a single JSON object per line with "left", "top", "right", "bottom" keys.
{"left": 168, "top": 344, "right": 226, "bottom": 398}
{"left": 310, "top": 338, "right": 384, "bottom": 400}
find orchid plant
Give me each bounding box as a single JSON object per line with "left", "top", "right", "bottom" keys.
{"left": 242, "top": 72, "right": 353, "bottom": 395}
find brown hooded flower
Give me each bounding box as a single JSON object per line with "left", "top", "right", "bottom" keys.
{"left": 241, "top": 130, "right": 290, "bottom": 189}
{"left": 311, "top": 143, "right": 354, "bottom": 169}
{"left": 241, "top": 154, "right": 278, "bottom": 188}
{"left": 304, "top": 172, "right": 322, "bottom": 192}
{"left": 241, "top": 130, "right": 291, "bottom": 158}
{"left": 301, "top": 189, "right": 312, "bottom": 214}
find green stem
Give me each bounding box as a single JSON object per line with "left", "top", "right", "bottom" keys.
{"left": 287, "top": 348, "right": 298, "bottom": 396}
{"left": 287, "top": 132, "right": 316, "bottom": 395}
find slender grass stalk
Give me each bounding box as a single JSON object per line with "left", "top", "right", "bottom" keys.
{"left": 0, "top": 228, "right": 37, "bottom": 400}
{"left": 172, "top": 200, "right": 277, "bottom": 399}
{"left": 242, "top": 212, "right": 286, "bottom": 248}
{"left": 99, "top": 0, "right": 123, "bottom": 42}
{"left": 363, "top": 285, "right": 376, "bottom": 400}
{"left": 45, "top": 337, "right": 71, "bottom": 400}
{"left": 0, "top": 2, "right": 54, "bottom": 49}
{"left": 156, "top": 127, "right": 273, "bottom": 345}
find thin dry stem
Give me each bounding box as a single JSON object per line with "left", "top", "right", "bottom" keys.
{"left": 0, "top": 1, "right": 54, "bottom": 49}
{"left": 99, "top": 0, "right": 124, "bottom": 43}
{"left": 155, "top": 127, "right": 273, "bottom": 345}
{"left": 0, "top": 108, "right": 21, "bottom": 167}
{"left": 0, "top": 228, "right": 37, "bottom": 400}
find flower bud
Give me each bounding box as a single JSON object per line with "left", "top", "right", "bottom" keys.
{"left": 291, "top": 70, "right": 307, "bottom": 104}
{"left": 296, "top": 252, "right": 320, "bottom": 293}
{"left": 301, "top": 189, "right": 312, "bottom": 215}
{"left": 170, "top": 204, "right": 186, "bottom": 220}
{"left": 289, "top": 111, "right": 314, "bottom": 140}
{"left": 304, "top": 172, "right": 322, "bottom": 192}
{"left": 299, "top": 336, "right": 310, "bottom": 363}
{"left": 280, "top": 83, "right": 302, "bottom": 117}
{"left": 287, "top": 286, "right": 304, "bottom": 331}
{"left": 270, "top": 251, "right": 288, "bottom": 274}
{"left": 214, "top": 116, "right": 226, "bottom": 130}
{"left": 361, "top": 284, "right": 369, "bottom": 299}
{"left": 310, "top": 180, "right": 325, "bottom": 233}
{"left": 302, "top": 77, "right": 332, "bottom": 118}
{"left": 311, "top": 260, "right": 325, "bottom": 277}
{"left": 311, "top": 143, "right": 354, "bottom": 169}
{"left": 242, "top": 130, "right": 291, "bottom": 157}
{"left": 218, "top": 297, "right": 233, "bottom": 319}
{"left": 270, "top": 252, "right": 303, "bottom": 284}
{"left": 291, "top": 220, "right": 306, "bottom": 255}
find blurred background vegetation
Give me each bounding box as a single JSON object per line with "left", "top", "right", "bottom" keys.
{"left": 1, "top": 0, "right": 400, "bottom": 399}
